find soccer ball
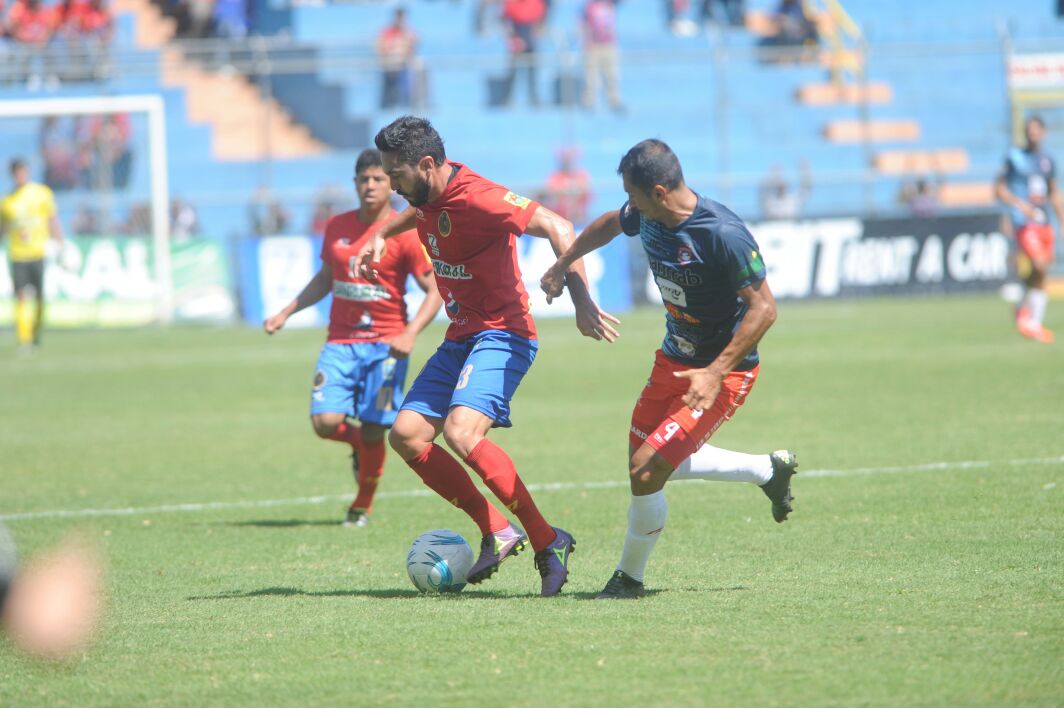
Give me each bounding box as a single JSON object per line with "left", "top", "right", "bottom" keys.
{"left": 406, "top": 530, "right": 474, "bottom": 593}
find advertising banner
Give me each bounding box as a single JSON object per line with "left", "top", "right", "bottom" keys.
{"left": 0, "top": 236, "right": 236, "bottom": 327}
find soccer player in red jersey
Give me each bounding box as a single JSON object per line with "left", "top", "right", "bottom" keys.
{"left": 265, "top": 149, "right": 442, "bottom": 526}
{"left": 542, "top": 139, "right": 797, "bottom": 599}
{"left": 358, "top": 116, "right": 618, "bottom": 596}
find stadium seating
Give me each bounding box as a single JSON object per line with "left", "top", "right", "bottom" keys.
{"left": 0, "top": 0, "right": 1061, "bottom": 239}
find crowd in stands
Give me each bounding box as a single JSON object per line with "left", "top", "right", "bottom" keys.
{"left": 159, "top": 0, "right": 248, "bottom": 40}
{"left": 38, "top": 113, "right": 133, "bottom": 191}
{"left": 0, "top": 0, "right": 114, "bottom": 87}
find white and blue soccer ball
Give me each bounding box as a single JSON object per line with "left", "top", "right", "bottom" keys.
{"left": 406, "top": 530, "right": 474, "bottom": 593}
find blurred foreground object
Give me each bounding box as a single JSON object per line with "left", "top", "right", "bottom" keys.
{"left": 2, "top": 532, "right": 106, "bottom": 661}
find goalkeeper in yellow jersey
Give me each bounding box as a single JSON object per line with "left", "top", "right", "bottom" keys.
{"left": 0, "top": 158, "right": 65, "bottom": 351}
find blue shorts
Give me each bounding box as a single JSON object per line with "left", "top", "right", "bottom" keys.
{"left": 401, "top": 330, "right": 538, "bottom": 428}
{"left": 310, "top": 341, "right": 409, "bottom": 426}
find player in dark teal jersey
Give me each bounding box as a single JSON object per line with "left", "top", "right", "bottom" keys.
{"left": 995, "top": 115, "right": 1064, "bottom": 343}
{"left": 541, "top": 139, "right": 798, "bottom": 599}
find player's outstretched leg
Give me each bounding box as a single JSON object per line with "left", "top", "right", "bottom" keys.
{"left": 344, "top": 425, "right": 388, "bottom": 528}
{"left": 533, "top": 527, "right": 575, "bottom": 597}
{"left": 467, "top": 522, "right": 528, "bottom": 585}
{"left": 760, "top": 450, "right": 799, "bottom": 523}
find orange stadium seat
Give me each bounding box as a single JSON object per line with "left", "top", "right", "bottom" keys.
{"left": 873, "top": 149, "right": 970, "bottom": 175}
{"left": 824, "top": 119, "right": 920, "bottom": 143}
{"left": 797, "top": 82, "right": 893, "bottom": 105}
{"left": 937, "top": 182, "right": 996, "bottom": 207}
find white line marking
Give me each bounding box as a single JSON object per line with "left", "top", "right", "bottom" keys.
{"left": 2, "top": 455, "right": 1062, "bottom": 522}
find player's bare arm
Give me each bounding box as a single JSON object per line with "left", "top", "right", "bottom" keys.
{"left": 356, "top": 206, "right": 418, "bottom": 279}
{"left": 263, "top": 264, "right": 333, "bottom": 334}
{"left": 540, "top": 209, "right": 623, "bottom": 299}
{"left": 994, "top": 176, "right": 1039, "bottom": 223}
{"left": 388, "top": 269, "right": 443, "bottom": 359}
{"left": 674, "top": 279, "right": 778, "bottom": 411}
{"left": 526, "top": 205, "right": 621, "bottom": 342}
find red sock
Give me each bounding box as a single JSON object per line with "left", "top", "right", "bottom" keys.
{"left": 351, "top": 437, "right": 387, "bottom": 512}
{"left": 407, "top": 443, "right": 509, "bottom": 536}
{"left": 326, "top": 421, "right": 362, "bottom": 449}
{"left": 464, "top": 439, "right": 556, "bottom": 551}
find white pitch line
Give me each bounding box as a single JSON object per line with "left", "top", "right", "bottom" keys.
{"left": 2, "top": 454, "right": 1061, "bottom": 522}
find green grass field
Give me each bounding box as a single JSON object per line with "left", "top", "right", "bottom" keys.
{"left": 1, "top": 295, "right": 1062, "bottom": 706}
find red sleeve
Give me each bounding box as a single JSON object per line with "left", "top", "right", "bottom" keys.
{"left": 470, "top": 183, "right": 540, "bottom": 238}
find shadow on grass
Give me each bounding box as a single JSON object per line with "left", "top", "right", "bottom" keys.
{"left": 187, "top": 586, "right": 543, "bottom": 601}
{"left": 220, "top": 519, "right": 342, "bottom": 528}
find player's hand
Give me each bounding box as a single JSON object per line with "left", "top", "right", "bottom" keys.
{"left": 263, "top": 311, "right": 288, "bottom": 335}
{"left": 574, "top": 297, "right": 621, "bottom": 342}
{"left": 387, "top": 328, "right": 417, "bottom": 359}
{"left": 673, "top": 368, "right": 723, "bottom": 412}
{"left": 356, "top": 233, "right": 387, "bottom": 281}
{"left": 540, "top": 261, "right": 567, "bottom": 304}
{"left": 1018, "top": 201, "right": 1040, "bottom": 222}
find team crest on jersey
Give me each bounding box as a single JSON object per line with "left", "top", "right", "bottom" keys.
{"left": 677, "top": 245, "right": 694, "bottom": 265}
{"left": 438, "top": 211, "right": 452, "bottom": 237}
{"left": 503, "top": 191, "right": 532, "bottom": 209}
{"left": 313, "top": 370, "right": 326, "bottom": 390}
{"left": 427, "top": 233, "right": 440, "bottom": 256}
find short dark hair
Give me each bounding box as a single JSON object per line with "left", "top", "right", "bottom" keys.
{"left": 9, "top": 158, "right": 27, "bottom": 175}
{"left": 374, "top": 116, "right": 446, "bottom": 167}
{"left": 617, "top": 139, "right": 685, "bottom": 193}
{"left": 354, "top": 148, "right": 383, "bottom": 176}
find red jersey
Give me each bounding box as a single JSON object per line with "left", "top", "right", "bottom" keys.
{"left": 322, "top": 208, "right": 431, "bottom": 343}
{"left": 415, "top": 162, "right": 540, "bottom": 341}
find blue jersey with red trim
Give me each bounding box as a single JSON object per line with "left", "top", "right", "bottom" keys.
{"left": 620, "top": 193, "right": 766, "bottom": 370}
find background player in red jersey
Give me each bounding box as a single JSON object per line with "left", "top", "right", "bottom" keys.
{"left": 358, "top": 115, "right": 619, "bottom": 596}
{"left": 542, "top": 139, "right": 797, "bottom": 599}
{"left": 265, "top": 149, "right": 442, "bottom": 526}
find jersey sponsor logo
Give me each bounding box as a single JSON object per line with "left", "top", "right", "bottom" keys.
{"left": 503, "top": 191, "right": 532, "bottom": 209}
{"left": 357, "top": 312, "right": 373, "bottom": 329}
{"left": 438, "top": 211, "right": 452, "bottom": 237}
{"left": 432, "top": 259, "right": 473, "bottom": 279}
{"left": 339, "top": 238, "right": 351, "bottom": 245}
{"left": 649, "top": 258, "right": 703, "bottom": 286}
{"left": 664, "top": 301, "right": 701, "bottom": 324}
{"left": 677, "top": 245, "right": 694, "bottom": 264}
{"left": 671, "top": 334, "right": 697, "bottom": 357}
{"left": 333, "top": 281, "right": 390, "bottom": 302}
{"left": 427, "top": 233, "right": 440, "bottom": 256}
{"left": 655, "top": 275, "right": 688, "bottom": 307}
{"left": 415, "top": 208, "right": 426, "bottom": 220}
{"left": 630, "top": 425, "right": 649, "bottom": 440}
{"left": 445, "top": 291, "right": 461, "bottom": 317}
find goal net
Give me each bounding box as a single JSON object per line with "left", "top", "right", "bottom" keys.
{"left": 0, "top": 94, "right": 177, "bottom": 326}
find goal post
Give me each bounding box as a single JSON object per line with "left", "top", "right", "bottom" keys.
{"left": 0, "top": 94, "right": 173, "bottom": 323}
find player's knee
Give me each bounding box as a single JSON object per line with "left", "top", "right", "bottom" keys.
{"left": 628, "top": 452, "right": 671, "bottom": 493}
{"left": 441, "top": 422, "right": 478, "bottom": 459}
{"left": 311, "top": 419, "right": 337, "bottom": 439}
{"left": 387, "top": 425, "right": 420, "bottom": 459}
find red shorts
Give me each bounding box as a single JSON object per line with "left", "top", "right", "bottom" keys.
{"left": 1017, "top": 223, "right": 1055, "bottom": 264}
{"left": 629, "top": 349, "right": 759, "bottom": 467}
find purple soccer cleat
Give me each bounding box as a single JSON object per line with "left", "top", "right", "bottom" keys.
{"left": 466, "top": 523, "right": 528, "bottom": 584}
{"left": 534, "top": 527, "right": 575, "bottom": 597}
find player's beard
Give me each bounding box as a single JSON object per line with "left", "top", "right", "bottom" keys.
{"left": 398, "top": 175, "right": 431, "bottom": 207}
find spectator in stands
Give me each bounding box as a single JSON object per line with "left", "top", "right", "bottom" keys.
{"left": 170, "top": 198, "right": 199, "bottom": 241}
{"left": 376, "top": 7, "right": 418, "bottom": 109}
{"left": 72, "top": 204, "right": 101, "bottom": 235}
{"left": 758, "top": 0, "right": 817, "bottom": 62}
{"left": 581, "top": 0, "right": 624, "bottom": 114}
{"left": 248, "top": 186, "right": 291, "bottom": 237}
{"left": 698, "top": 0, "right": 745, "bottom": 27}
{"left": 898, "top": 178, "right": 939, "bottom": 218}
{"left": 539, "top": 147, "right": 592, "bottom": 226}
{"left": 759, "top": 161, "right": 811, "bottom": 220}
{"left": 122, "top": 201, "right": 151, "bottom": 235}
{"left": 174, "top": 0, "right": 214, "bottom": 39}
{"left": 6, "top": 0, "right": 59, "bottom": 90}
{"left": 62, "top": 0, "right": 113, "bottom": 81}
{"left": 500, "top": 0, "right": 545, "bottom": 107}
{"left": 39, "top": 116, "right": 79, "bottom": 191}
{"left": 664, "top": 0, "right": 697, "bottom": 36}
{"left": 76, "top": 113, "right": 133, "bottom": 190}
{"left": 308, "top": 185, "right": 347, "bottom": 238}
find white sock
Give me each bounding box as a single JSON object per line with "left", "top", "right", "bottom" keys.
{"left": 1029, "top": 289, "right": 1048, "bottom": 325}
{"left": 617, "top": 490, "right": 666, "bottom": 583}
{"left": 669, "top": 444, "right": 773, "bottom": 485}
